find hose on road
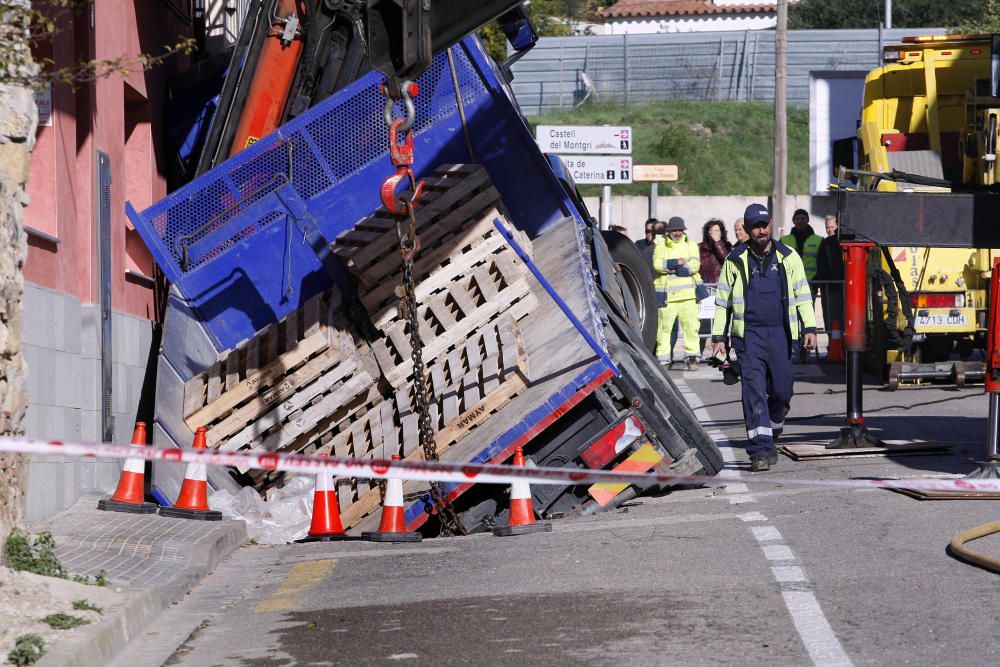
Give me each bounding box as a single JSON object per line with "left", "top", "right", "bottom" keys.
{"left": 949, "top": 521, "right": 1000, "bottom": 574}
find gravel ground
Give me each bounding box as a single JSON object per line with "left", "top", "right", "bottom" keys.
{"left": 0, "top": 565, "right": 126, "bottom": 663}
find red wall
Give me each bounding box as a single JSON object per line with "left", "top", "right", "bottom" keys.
{"left": 24, "top": 1, "right": 190, "bottom": 321}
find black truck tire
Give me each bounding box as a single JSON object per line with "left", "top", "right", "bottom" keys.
{"left": 601, "top": 230, "right": 658, "bottom": 353}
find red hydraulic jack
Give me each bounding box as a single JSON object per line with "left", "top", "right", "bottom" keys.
{"left": 966, "top": 257, "right": 1000, "bottom": 478}
{"left": 827, "top": 242, "right": 887, "bottom": 449}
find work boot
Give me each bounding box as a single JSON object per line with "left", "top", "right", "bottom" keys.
{"left": 667, "top": 361, "right": 678, "bottom": 371}
{"left": 749, "top": 455, "right": 771, "bottom": 472}
{"left": 685, "top": 357, "right": 698, "bottom": 371}
{"left": 767, "top": 451, "right": 778, "bottom": 466}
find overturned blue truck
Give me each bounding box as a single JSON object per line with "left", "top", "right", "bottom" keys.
{"left": 127, "top": 1, "right": 722, "bottom": 535}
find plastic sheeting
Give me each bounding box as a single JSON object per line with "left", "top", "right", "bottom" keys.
{"left": 209, "top": 476, "right": 315, "bottom": 544}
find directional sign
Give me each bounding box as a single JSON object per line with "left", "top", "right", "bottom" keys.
{"left": 559, "top": 155, "right": 633, "bottom": 185}
{"left": 633, "top": 164, "right": 678, "bottom": 182}
{"left": 536, "top": 125, "right": 632, "bottom": 155}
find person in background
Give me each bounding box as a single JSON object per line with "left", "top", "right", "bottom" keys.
{"left": 780, "top": 209, "right": 822, "bottom": 290}
{"left": 815, "top": 215, "right": 845, "bottom": 350}
{"left": 712, "top": 204, "right": 817, "bottom": 472}
{"left": 654, "top": 217, "right": 702, "bottom": 371}
{"left": 780, "top": 209, "right": 822, "bottom": 361}
{"left": 698, "top": 218, "right": 732, "bottom": 285}
{"left": 635, "top": 218, "right": 658, "bottom": 269}
{"left": 610, "top": 224, "right": 628, "bottom": 234}
{"left": 734, "top": 218, "right": 749, "bottom": 245}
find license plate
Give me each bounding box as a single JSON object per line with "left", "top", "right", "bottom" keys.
{"left": 915, "top": 313, "right": 968, "bottom": 327}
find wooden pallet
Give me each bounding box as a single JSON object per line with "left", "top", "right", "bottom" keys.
{"left": 333, "top": 164, "right": 531, "bottom": 284}
{"left": 182, "top": 290, "right": 337, "bottom": 427}
{"left": 329, "top": 317, "right": 530, "bottom": 528}
{"left": 780, "top": 441, "right": 950, "bottom": 461}
{"left": 181, "top": 288, "right": 382, "bottom": 481}
{"left": 333, "top": 163, "right": 533, "bottom": 329}
{"left": 370, "top": 251, "right": 537, "bottom": 389}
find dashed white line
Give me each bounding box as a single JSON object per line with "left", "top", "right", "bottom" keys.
{"left": 772, "top": 566, "right": 807, "bottom": 583}
{"left": 762, "top": 544, "right": 796, "bottom": 561}
{"left": 673, "top": 377, "right": 853, "bottom": 667}
{"left": 750, "top": 525, "right": 783, "bottom": 542}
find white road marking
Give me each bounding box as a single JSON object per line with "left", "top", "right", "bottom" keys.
{"left": 750, "top": 525, "right": 782, "bottom": 542}
{"left": 762, "top": 544, "right": 796, "bottom": 561}
{"left": 783, "top": 592, "right": 855, "bottom": 667}
{"left": 673, "top": 378, "right": 853, "bottom": 667}
{"left": 772, "top": 566, "right": 807, "bottom": 583}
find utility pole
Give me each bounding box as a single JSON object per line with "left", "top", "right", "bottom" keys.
{"left": 772, "top": 0, "right": 788, "bottom": 229}
{"left": 885, "top": 0, "right": 892, "bottom": 29}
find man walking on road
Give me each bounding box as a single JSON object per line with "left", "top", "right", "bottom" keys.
{"left": 655, "top": 216, "right": 702, "bottom": 371}
{"left": 712, "top": 204, "right": 817, "bottom": 471}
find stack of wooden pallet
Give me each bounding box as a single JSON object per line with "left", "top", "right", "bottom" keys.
{"left": 330, "top": 163, "right": 537, "bottom": 524}
{"left": 181, "top": 290, "right": 382, "bottom": 491}
{"left": 182, "top": 163, "right": 538, "bottom": 528}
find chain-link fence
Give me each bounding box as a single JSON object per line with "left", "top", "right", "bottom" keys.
{"left": 509, "top": 27, "right": 946, "bottom": 116}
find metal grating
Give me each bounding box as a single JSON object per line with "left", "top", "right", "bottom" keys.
{"left": 131, "top": 45, "right": 490, "bottom": 277}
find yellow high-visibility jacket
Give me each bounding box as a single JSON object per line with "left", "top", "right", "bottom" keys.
{"left": 653, "top": 235, "right": 701, "bottom": 305}
{"left": 711, "top": 240, "right": 816, "bottom": 343}
{"left": 779, "top": 231, "right": 822, "bottom": 281}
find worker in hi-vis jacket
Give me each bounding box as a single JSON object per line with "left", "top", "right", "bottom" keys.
{"left": 711, "top": 204, "right": 817, "bottom": 472}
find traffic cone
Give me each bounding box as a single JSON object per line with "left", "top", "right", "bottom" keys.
{"left": 363, "top": 455, "right": 422, "bottom": 543}
{"left": 493, "top": 447, "right": 552, "bottom": 537}
{"left": 827, "top": 320, "right": 845, "bottom": 362}
{"left": 97, "top": 422, "right": 157, "bottom": 514}
{"left": 158, "top": 427, "right": 222, "bottom": 521}
{"left": 297, "top": 453, "right": 355, "bottom": 542}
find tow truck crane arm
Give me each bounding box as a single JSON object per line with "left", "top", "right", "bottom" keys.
{"left": 196, "top": 0, "right": 529, "bottom": 175}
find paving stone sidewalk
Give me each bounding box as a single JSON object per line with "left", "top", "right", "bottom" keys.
{"left": 28, "top": 495, "right": 247, "bottom": 667}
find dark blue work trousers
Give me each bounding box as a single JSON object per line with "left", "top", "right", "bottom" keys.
{"left": 736, "top": 327, "right": 793, "bottom": 457}
{"left": 737, "top": 250, "right": 794, "bottom": 457}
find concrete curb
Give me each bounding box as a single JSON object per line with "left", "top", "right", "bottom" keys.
{"left": 34, "top": 519, "right": 248, "bottom": 667}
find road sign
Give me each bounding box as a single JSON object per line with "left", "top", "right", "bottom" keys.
{"left": 536, "top": 125, "right": 632, "bottom": 155}
{"left": 633, "top": 164, "right": 678, "bottom": 182}
{"left": 559, "top": 156, "right": 633, "bottom": 185}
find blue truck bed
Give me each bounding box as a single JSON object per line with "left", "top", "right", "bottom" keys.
{"left": 127, "top": 36, "right": 615, "bottom": 523}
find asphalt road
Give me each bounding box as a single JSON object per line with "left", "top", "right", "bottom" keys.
{"left": 113, "top": 364, "right": 1000, "bottom": 666}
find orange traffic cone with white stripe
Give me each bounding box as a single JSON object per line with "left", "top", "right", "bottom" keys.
{"left": 297, "top": 453, "right": 355, "bottom": 542}
{"left": 363, "top": 455, "right": 422, "bottom": 543}
{"left": 98, "top": 422, "right": 157, "bottom": 514}
{"left": 827, "top": 319, "right": 845, "bottom": 363}
{"left": 159, "top": 427, "right": 222, "bottom": 521}
{"left": 493, "top": 447, "right": 552, "bottom": 537}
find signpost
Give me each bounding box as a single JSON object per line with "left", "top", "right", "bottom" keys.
{"left": 535, "top": 125, "right": 631, "bottom": 155}
{"left": 534, "top": 125, "right": 633, "bottom": 229}
{"left": 632, "top": 164, "right": 679, "bottom": 219}
{"left": 633, "top": 164, "right": 678, "bottom": 182}
{"left": 558, "top": 156, "right": 633, "bottom": 185}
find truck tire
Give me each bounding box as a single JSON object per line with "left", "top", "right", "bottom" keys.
{"left": 606, "top": 308, "right": 724, "bottom": 477}
{"left": 601, "top": 230, "right": 658, "bottom": 352}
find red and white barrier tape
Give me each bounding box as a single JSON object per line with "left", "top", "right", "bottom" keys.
{"left": 2, "top": 435, "right": 996, "bottom": 493}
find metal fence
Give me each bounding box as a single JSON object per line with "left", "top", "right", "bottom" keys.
{"left": 509, "top": 27, "right": 947, "bottom": 116}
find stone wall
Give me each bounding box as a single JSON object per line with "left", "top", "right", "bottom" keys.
{"left": 0, "top": 11, "right": 38, "bottom": 538}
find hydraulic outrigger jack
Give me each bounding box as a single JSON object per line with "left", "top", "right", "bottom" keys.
{"left": 966, "top": 256, "right": 1000, "bottom": 478}
{"left": 827, "top": 241, "right": 886, "bottom": 449}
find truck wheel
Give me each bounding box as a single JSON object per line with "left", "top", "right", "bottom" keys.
{"left": 601, "top": 230, "right": 658, "bottom": 352}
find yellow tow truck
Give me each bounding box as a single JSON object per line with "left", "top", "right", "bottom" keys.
{"left": 855, "top": 34, "right": 1000, "bottom": 387}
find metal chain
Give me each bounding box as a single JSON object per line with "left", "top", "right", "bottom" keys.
{"left": 396, "top": 206, "right": 468, "bottom": 537}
